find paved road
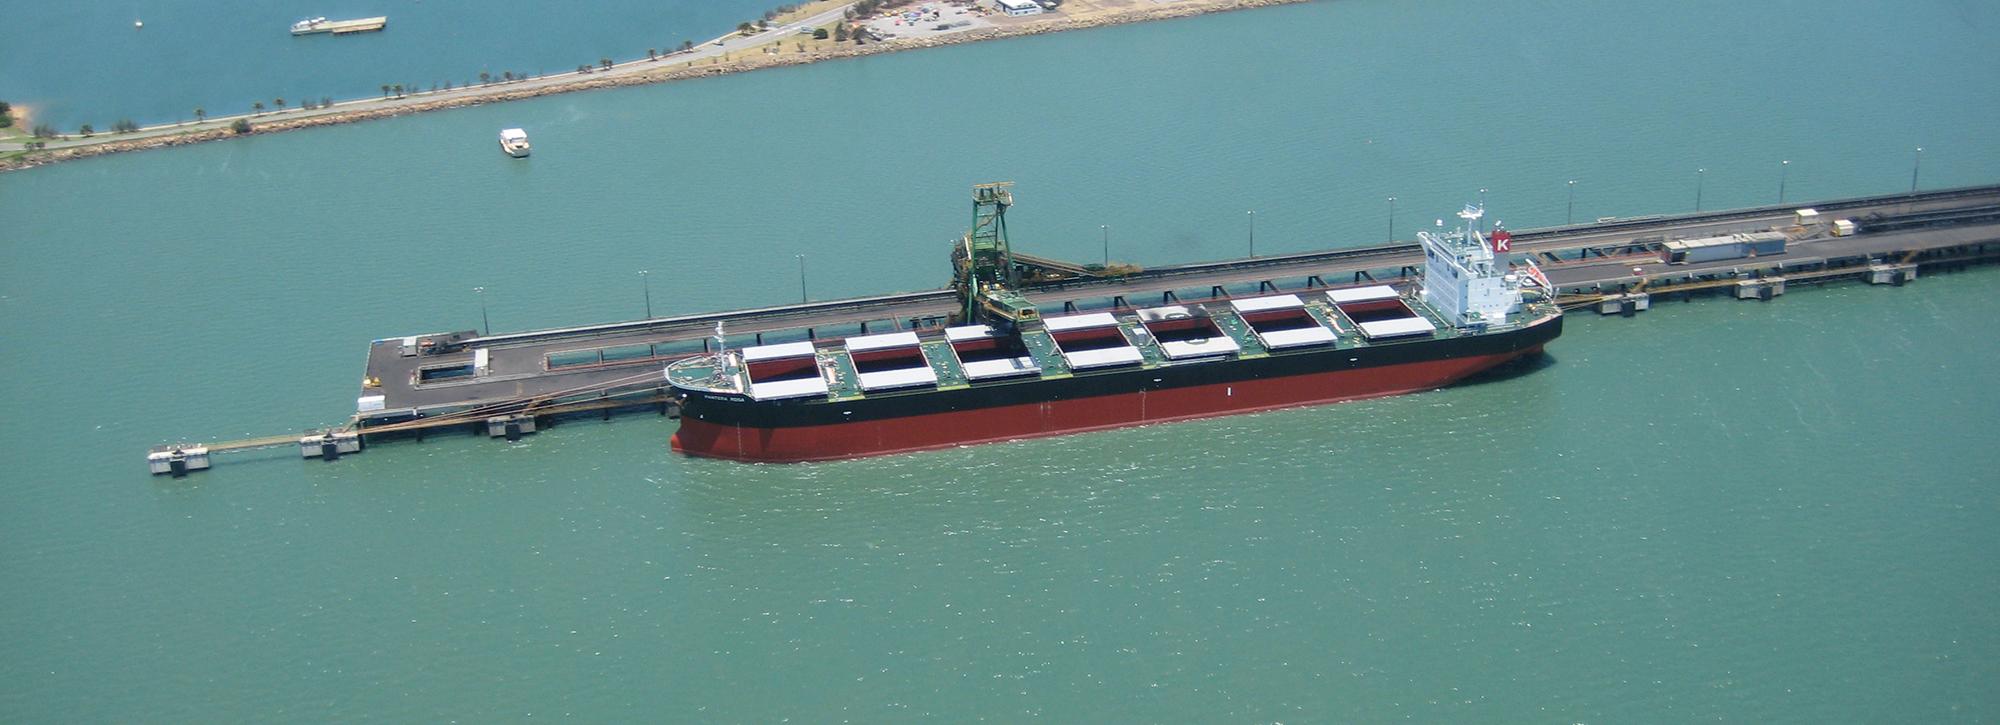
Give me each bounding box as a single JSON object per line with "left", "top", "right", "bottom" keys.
{"left": 8, "top": 3, "right": 857, "bottom": 153}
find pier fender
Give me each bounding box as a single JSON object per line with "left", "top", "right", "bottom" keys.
{"left": 485, "top": 415, "right": 538, "bottom": 439}
{"left": 148, "top": 446, "right": 212, "bottom": 476}
{"left": 299, "top": 431, "right": 362, "bottom": 459}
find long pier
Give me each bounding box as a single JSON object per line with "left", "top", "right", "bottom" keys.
{"left": 148, "top": 184, "right": 2000, "bottom": 473}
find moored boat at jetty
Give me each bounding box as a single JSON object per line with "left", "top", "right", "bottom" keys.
{"left": 665, "top": 183, "right": 1563, "bottom": 462}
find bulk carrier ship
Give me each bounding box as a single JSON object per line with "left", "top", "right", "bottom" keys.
{"left": 666, "top": 183, "right": 1563, "bottom": 462}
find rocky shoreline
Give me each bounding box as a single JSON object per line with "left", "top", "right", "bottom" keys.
{"left": 0, "top": 0, "right": 1307, "bottom": 174}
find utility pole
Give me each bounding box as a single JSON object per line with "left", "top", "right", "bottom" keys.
{"left": 1387, "top": 197, "right": 1396, "bottom": 242}
{"left": 473, "top": 286, "right": 490, "bottom": 335}
{"left": 1911, "top": 147, "right": 1923, "bottom": 192}
{"left": 796, "top": 254, "right": 807, "bottom": 303}
{"left": 1695, "top": 168, "right": 1705, "bottom": 212}
{"left": 1779, "top": 160, "right": 1789, "bottom": 203}
{"left": 1246, "top": 210, "right": 1256, "bottom": 258}
{"left": 1566, "top": 180, "right": 1576, "bottom": 225}
{"left": 1100, "top": 224, "right": 1109, "bottom": 266}
{"left": 639, "top": 269, "right": 652, "bottom": 319}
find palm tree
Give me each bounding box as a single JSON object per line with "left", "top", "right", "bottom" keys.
{"left": 503, "top": 71, "right": 514, "bottom": 82}
{"left": 252, "top": 101, "right": 264, "bottom": 114}
{"left": 479, "top": 71, "right": 491, "bottom": 85}
{"left": 194, "top": 107, "right": 206, "bottom": 122}
{"left": 321, "top": 96, "right": 333, "bottom": 108}
{"left": 681, "top": 39, "right": 694, "bottom": 51}
{"left": 738, "top": 21, "right": 755, "bottom": 35}
{"left": 648, "top": 48, "right": 658, "bottom": 61}
{"left": 79, "top": 123, "right": 94, "bottom": 137}
{"left": 600, "top": 57, "right": 613, "bottom": 70}
{"left": 274, "top": 97, "right": 285, "bottom": 112}
{"left": 392, "top": 84, "right": 404, "bottom": 98}
{"left": 381, "top": 84, "right": 391, "bottom": 98}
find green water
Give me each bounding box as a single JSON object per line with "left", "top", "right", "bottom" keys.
{"left": 4, "top": 0, "right": 1999, "bottom": 720}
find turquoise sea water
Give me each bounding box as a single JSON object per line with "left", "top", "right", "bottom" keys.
{"left": 3, "top": 0, "right": 1999, "bottom": 720}
{"left": 0, "top": 0, "right": 779, "bottom": 129}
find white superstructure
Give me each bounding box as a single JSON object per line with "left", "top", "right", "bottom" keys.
{"left": 1418, "top": 203, "right": 1524, "bottom": 325}
{"left": 499, "top": 128, "right": 531, "bottom": 158}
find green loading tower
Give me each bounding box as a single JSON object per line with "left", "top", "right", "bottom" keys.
{"left": 952, "top": 182, "right": 1041, "bottom": 329}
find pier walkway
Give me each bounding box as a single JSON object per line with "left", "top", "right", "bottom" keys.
{"left": 350, "top": 185, "right": 2000, "bottom": 433}
{"left": 149, "top": 184, "right": 2000, "bottom": 470}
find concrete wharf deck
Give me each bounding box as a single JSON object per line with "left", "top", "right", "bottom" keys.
{"left": 347, "top": 184, "right": 2000, "bottom": 437}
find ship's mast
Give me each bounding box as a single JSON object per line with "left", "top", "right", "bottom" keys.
{"left": 953, "top": 182, "right": 1041, "bottom": 329}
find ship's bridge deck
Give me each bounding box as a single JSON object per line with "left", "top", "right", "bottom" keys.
{"left": 665, "top": 287, "right": 1556, "bottom": 402}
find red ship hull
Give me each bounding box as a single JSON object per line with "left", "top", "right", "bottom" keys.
{"left": 671, "top": 344, "right": 1543, "bottom": 463}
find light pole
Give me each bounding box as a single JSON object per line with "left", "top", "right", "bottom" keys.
{"left": 1911, "top": 147, "right": 1923, "bottom": 192}
{"left": 1695, "top": 168, "right": 1705, "bottom": 212}
{"left": 1478, "top": 188, "right": 1488, "bottom": 232}
{"left": 1246, "top": 210, "right": 1256, "bottom": 258}
{"left": 1387, "top": 196, "right": 1396, "bottom": 242}
{"left": 1100, "top": 224, "right": 1109, "bottom": 266}
{"left": 639, "top": 269, "right": 652, "bottom": 319}
{"left": 473, "top": 286, "right": 490, "bottom": 335}
{"left": 1778, "top": 160, "right": 1789, "bottom": 203}
{"left": 796, "top": 254, "right": 807, "bottom": 303}
{"left": 1566, "top": 180, "right": 1576, "bottom": 225}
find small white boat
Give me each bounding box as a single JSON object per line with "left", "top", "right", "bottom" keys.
{"left": 499, "top": 128, "right": 531, "bottom": 158}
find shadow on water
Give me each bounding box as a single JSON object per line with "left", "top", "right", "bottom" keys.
{"left": 1456, "top": 348, "right": 1560, "bottom": 387}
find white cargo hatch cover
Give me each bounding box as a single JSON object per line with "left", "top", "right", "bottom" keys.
{"left": 1327, "top": 285, "right": 1401, "bottom": 304}
{"left": 1357, "top": 317, "right": 1437, "bottom": 340}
